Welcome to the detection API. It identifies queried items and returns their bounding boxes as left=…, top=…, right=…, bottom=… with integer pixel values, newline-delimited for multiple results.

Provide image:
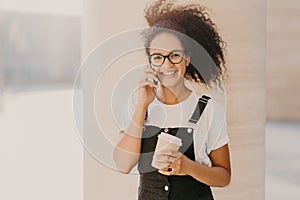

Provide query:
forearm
left=113, top=133, right=141, bottom=173
left=113, top=103, right=148, bottom=173
left=185, top=159, right=231, bottom=187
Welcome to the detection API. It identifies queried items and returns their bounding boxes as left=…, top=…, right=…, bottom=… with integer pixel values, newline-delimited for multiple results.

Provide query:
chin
left=160, top=79, right=183, bottom=89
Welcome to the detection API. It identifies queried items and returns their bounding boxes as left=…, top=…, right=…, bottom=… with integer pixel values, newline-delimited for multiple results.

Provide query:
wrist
left=182, top=157, right=194, bottom=176
left=136, top=101, right=149, bottom=110
left=126, top=123, right=143, bottom=138
left=125, top=103, right=148, bottom=138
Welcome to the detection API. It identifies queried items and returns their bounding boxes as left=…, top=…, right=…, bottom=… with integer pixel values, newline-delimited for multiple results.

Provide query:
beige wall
left=266, top=0, right=300, bottom=121
left=82, top=0, right=265, bottom=199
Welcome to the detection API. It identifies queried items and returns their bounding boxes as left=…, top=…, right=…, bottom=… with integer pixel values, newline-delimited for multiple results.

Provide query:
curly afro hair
left=143, top=0, right=227, bottom=89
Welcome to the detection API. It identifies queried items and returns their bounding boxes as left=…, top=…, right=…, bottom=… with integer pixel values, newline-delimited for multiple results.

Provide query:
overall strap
left=188, top=95, right=211, bottom=124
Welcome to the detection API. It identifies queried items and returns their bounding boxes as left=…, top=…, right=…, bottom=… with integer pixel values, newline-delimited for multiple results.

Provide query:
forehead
left=149, top=32, right=184, bottom=54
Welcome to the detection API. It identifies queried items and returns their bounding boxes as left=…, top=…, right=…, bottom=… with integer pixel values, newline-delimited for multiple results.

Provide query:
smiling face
left=148, top=32, right=190, bottom=89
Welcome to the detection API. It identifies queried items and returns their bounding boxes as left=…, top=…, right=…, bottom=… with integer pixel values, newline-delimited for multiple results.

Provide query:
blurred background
left=0, top=0, right=299, bottom=199
left=0, top=0, right=83, bottom=200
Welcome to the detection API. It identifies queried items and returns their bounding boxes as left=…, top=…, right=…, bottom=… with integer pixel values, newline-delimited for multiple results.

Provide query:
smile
left=160, top=70, right=177, bottom=76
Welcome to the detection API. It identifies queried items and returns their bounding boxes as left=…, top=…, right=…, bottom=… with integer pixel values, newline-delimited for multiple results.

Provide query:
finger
left=145, top=67, right=158, bottom=75
left=157, top=149, right=178, bottom=155
left=155, top=150, right=181, bottom=159
left=158, top=163, right=180, bottom=176
left=152, top=160, right=171, bottom=169
left=140, top=81, right=158, bottom=89
left=153, top=155, right=177, bottom=163
left=153, top=156, right=177, bottom=166
left=158, top=168, right=173, bottom=176
left=144, top=72, right=159, bottom=83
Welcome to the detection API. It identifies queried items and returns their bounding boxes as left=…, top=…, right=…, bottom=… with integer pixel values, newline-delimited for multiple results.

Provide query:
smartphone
left=148, top=63, right=160, bottom=86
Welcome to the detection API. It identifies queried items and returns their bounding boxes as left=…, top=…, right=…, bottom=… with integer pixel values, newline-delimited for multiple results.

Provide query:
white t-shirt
left=120, top=90, right=230, bottom=167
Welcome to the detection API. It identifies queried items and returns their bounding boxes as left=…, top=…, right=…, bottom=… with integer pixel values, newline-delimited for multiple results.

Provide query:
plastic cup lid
left=158, top=132, right=182, bottom=146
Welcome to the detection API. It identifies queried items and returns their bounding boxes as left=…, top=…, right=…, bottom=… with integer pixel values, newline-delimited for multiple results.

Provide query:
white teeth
left=161, top=71, right=176, bottom=76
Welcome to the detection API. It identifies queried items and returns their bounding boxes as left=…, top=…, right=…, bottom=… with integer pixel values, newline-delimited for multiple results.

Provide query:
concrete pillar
left=82, top=0, right=265, bottom=199
left=197, top=1, right=266, bottom=199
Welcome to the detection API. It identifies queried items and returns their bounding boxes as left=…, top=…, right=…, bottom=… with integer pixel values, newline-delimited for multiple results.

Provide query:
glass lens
left=150, top=54, right=164, bottom=66
left=169, top=51, right=184, bottom=64
left=149, top=50, right=184, bottom=67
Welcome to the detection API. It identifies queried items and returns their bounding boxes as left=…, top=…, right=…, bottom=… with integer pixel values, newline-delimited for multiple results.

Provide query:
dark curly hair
left=143, top=0, right=227, bottom=89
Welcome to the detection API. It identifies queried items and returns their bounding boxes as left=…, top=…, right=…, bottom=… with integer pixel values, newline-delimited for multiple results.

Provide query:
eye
left=170, top=51, right=183, bottom=59
left=170, top=53, right=180, bottom=58
left=152, top=55, right=163, bottom=60
left=169, top=51, right=183, bottom=60
left=152, top=55, right=163, bottom=61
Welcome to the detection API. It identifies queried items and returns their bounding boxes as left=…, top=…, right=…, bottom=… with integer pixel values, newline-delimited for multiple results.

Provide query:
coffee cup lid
left=158, top=132, right=182, bottom=146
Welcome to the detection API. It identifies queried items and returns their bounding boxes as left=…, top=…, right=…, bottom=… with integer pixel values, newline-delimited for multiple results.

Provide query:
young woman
left=114, top=1, right=231, bottom=199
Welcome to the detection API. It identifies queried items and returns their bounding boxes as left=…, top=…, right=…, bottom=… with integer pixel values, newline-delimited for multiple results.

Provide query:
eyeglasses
left=148, top=50, right=185, bottom=67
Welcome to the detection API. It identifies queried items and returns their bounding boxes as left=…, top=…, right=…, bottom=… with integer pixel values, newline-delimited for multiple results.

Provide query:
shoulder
left=193, top=91, right=225, bottom=113
left=193, top=91, right=226, bottom=128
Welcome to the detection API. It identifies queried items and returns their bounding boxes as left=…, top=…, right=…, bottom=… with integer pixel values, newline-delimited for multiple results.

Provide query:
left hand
left=154, top=150, right=191, bottom=176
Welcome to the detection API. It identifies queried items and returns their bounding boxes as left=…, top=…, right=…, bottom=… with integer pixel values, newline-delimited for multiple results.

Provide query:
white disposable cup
left=151, top=132, right=182, bottom=169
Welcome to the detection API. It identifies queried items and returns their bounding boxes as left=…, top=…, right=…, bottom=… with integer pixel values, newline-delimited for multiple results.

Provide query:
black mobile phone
left=148, top=62, right=160, bottom=86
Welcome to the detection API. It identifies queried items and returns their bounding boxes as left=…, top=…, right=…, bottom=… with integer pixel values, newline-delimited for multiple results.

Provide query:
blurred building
left=267, top=1, right=300, bottom=121
left=0, top=10, right=80, bottom=91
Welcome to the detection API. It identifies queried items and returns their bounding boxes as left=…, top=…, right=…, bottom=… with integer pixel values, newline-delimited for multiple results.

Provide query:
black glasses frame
left=148, top=50, right=185, bottom=67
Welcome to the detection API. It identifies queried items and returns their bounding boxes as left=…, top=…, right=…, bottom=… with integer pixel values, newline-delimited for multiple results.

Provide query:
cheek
left=154, top=67, right=160, bottom=74
left=179, top=65, right=187, bottom=75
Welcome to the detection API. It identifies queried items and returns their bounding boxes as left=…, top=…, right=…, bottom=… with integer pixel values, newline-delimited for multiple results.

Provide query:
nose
left=162, top=57, right=174, bottom=67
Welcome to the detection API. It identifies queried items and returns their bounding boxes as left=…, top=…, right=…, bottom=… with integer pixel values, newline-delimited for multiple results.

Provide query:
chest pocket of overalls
left=138, top=126, right=195, bottom=173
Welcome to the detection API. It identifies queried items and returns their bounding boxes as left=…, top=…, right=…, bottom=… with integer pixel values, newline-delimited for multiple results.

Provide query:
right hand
left=137, top=66, right=159, bottom=107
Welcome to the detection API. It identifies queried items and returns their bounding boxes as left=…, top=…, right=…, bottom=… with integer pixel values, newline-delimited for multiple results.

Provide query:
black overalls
left=138, top=95, right=214, bottom=200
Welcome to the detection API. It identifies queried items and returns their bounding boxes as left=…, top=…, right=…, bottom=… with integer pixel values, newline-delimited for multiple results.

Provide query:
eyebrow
left=149, top=49, right=184, bottom=55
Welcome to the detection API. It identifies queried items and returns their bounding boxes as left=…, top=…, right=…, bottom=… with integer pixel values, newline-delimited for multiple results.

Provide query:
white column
left=198, top=0, right=266, bottom=199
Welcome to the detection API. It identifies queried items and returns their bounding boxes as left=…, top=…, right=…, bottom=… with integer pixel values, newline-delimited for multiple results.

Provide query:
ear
left=185, top=56, right=191, bottom=67
left=185, top=52, right=191, bottom=66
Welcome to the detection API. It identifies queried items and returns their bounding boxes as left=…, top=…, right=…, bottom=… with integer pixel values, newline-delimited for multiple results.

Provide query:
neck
left=156, top=83, right=192, bottom=105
